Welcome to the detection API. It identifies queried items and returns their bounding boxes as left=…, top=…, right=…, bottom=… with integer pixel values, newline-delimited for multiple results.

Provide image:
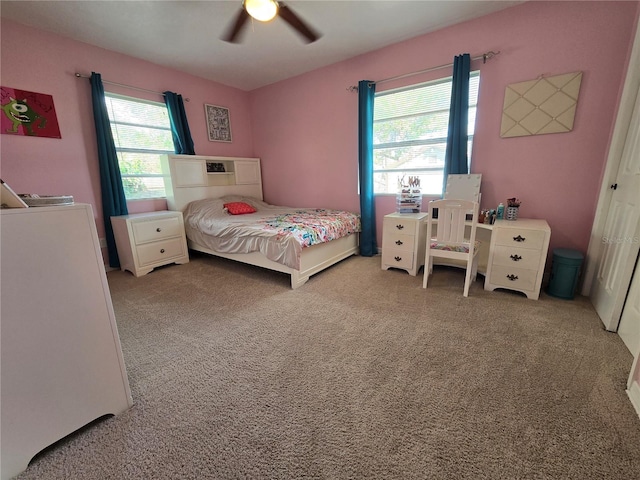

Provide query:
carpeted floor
left=16, top=253, right=640, bottom=479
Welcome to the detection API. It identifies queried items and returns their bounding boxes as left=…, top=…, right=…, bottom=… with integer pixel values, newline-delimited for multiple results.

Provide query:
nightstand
left=111, top=211, right=189, bottom=277
left=484, top=219, right=551, bottom=300
left=381, top=212, right=428, bottom=276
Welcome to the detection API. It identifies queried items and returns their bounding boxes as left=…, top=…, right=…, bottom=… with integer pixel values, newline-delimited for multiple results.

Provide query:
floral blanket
left=262, top=209, right=361, bottom=247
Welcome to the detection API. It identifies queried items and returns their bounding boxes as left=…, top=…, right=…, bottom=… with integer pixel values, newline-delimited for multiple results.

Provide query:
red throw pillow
left=224, top=202, right=257, bottom=215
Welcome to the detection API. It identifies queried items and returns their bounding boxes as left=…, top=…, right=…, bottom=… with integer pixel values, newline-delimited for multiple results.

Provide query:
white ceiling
left=0, top=1, right=522, bottom=91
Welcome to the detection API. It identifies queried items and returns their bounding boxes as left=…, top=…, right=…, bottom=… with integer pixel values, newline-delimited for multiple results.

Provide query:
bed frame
left=161, top=154, right=359, bottom=288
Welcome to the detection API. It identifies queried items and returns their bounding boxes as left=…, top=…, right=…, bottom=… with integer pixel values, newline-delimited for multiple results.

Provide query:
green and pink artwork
left=1, top=86, right=61, bottom=138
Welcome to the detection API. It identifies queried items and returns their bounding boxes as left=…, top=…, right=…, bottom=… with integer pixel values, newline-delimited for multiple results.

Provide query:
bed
left=161, top=154, right=361, bottom=288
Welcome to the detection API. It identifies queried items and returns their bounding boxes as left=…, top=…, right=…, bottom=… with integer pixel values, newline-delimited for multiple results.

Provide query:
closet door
left=589, top=84, right=640, bottom=331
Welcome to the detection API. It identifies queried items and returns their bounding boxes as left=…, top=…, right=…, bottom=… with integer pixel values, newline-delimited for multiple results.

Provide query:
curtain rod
left=74, top=73, right=190, bottom=102
left=346, top=50, right=500, bottom=92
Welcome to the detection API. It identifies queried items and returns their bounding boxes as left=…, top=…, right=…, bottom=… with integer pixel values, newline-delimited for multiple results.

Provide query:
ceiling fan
left=222, top=0, right=321, bottom=44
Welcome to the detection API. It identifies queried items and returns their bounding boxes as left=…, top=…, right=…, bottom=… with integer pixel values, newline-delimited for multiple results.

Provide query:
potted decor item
left=506, top=197, right=521, bottom=220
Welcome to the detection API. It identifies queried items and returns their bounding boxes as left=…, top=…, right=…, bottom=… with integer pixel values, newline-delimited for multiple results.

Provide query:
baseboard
left=627, top=380, right=640, bottom=419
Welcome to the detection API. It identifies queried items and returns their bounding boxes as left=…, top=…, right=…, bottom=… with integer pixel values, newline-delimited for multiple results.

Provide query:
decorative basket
left=505, top=206, right=519, bottom=221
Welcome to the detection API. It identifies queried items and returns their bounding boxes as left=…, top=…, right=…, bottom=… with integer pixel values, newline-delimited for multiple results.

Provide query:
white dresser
left=381, top=212, right=428, bottom=276
left=484, top=219, right=551, bottom=300
left=111, top=210, right=189, bottom=277
left=0, top=204, right=133, bottom=480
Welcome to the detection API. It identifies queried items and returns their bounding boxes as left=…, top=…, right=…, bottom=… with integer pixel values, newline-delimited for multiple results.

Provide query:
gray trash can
left=547, top=248, right=584, bottom=299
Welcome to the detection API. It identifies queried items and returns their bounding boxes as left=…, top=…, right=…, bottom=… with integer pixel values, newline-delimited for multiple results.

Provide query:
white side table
left=381, top=212, right=428, bottom=276
left=111, top=210, right=189, bottom=277
left=484, top=219, right=551, bottom=300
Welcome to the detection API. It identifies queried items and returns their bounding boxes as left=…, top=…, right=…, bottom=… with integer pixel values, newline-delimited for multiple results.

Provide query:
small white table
left=111, top=210, right=189, bottom=277
left=484, top=219, right=551, bottom=300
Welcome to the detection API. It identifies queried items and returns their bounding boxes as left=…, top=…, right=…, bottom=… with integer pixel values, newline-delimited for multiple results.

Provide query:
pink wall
left=250, top=1, right=640, bottom=258
left=0, top=19, right=254, bottom=256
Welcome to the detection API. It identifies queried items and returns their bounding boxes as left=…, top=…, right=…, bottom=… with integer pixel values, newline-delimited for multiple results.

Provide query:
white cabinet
left=111, top=210, right=189, bottom=277
left=381, top=212, right=428, bottom=276
left=0, top=204, right=133, bottom=480
left=484, top=219, right=551, bottom=300
left=173, top=158, right=208, bottom=187
left=234, top=159, right=261, bottom=185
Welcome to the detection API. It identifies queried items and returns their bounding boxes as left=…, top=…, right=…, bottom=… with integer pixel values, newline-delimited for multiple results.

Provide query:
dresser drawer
left=494, top=228, right=546, bottom=250
left=383, top=232, right=415, bottom=252
left=132, top=216, right=183, bottom=244
left=382, top=250, right=415, bottom=270
left=383, top=216, right=418, bottom=235
left=489, top=265, right=538, bottom=292
left=136, top=237, right=187, bottom=266
left=491, top=245, right=541, bottom=270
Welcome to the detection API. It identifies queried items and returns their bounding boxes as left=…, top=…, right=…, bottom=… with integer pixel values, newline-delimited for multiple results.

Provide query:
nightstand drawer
left=136, top=238, right=187, bottom=266
left=491, top=245, right=541, bottom=270
left=494, top=228, right=546, bottom=250
left=132, top=216, right=183, bottom=244
left=489, top=265, right=538, bottom=291
left=383, top=233, right=415, bottom=252
left=382, top=250, right=415, bottom=270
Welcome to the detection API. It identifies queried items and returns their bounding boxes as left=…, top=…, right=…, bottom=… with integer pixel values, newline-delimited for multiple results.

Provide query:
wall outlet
left=99, top=237, right=107, bottom=248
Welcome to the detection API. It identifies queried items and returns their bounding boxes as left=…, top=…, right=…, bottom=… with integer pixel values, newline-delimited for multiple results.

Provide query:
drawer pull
left=394, top=256, right=402, bottom=262
left=513, top=235, right=526, bottom=242
left=396, top=224, right=404, bottom=230
left=160, top=248, right=165, bottom=254
left=506, top=274, right=519, bottom=281
left=156, top=227, right=162, bottom=232
left=510, top=254, right=522, bottom=261
left=395, top=240, right=403, bottom=245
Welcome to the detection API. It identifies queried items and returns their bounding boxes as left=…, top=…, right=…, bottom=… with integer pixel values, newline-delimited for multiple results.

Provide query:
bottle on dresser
left=496, top=203, right=505, bottom=220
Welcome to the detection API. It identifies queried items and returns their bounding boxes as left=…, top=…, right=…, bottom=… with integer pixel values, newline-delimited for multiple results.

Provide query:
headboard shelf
left=161, top=154, right=263, bottom=211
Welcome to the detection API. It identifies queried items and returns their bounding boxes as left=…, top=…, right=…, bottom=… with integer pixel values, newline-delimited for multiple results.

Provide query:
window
left=105, top=94, right=174, bottom=200
left=373, top=72, right=480, bottom=195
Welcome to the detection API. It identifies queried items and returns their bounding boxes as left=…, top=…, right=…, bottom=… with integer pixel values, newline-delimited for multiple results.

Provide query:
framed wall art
left=1, top=86, right=61, bottom=138
left=204, top=104, right=232, bottom=143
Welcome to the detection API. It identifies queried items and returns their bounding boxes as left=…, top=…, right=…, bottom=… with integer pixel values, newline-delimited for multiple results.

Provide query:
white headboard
left=161, top=154, right=263, bottom=211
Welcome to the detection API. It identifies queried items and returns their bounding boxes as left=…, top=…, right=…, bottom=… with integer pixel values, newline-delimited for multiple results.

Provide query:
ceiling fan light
left=245, top=0, right=278, bottom=22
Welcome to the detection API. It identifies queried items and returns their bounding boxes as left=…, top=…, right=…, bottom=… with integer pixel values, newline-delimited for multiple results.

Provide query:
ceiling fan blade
left=278, top=2, right=321, bottom=44
left=222, top=7, right=249, bottom=43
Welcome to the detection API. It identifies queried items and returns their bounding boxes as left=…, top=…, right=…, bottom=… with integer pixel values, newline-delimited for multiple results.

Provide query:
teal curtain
left=358, top=80, right=377, bottom=257
left=443, top=53, right=471, bottom=192
left=164, top=91, right=195, bottom=155
left=90, top=72, right=128, bottom=268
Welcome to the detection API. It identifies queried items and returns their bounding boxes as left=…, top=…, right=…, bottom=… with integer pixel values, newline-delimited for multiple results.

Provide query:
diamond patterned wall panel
left=500, top=71, right=583, bottom=138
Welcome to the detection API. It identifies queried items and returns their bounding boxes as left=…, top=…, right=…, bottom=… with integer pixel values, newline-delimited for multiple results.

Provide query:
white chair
left=422, top=199, right=480, bottom=297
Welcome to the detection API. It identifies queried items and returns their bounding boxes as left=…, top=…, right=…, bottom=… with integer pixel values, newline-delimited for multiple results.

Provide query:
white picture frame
left=204, top=104, right=232, bottom=143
